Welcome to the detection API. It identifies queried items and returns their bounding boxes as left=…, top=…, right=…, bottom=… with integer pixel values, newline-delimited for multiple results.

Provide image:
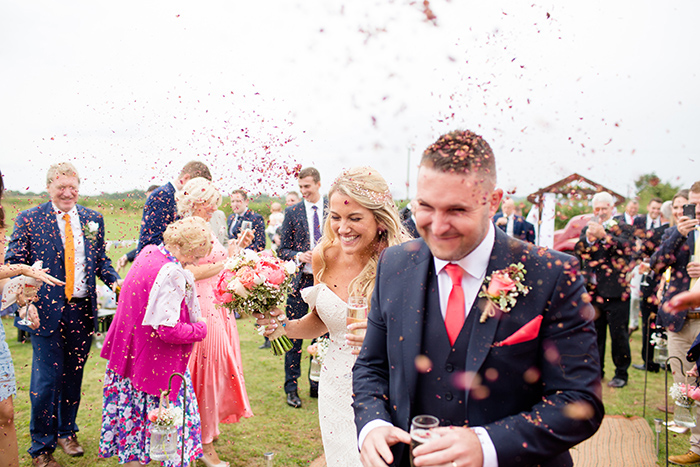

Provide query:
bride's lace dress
left=302, top=284, right=362, bottom=467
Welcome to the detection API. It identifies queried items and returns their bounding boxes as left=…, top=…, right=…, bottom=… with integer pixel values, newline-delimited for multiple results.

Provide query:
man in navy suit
left=652, top=183, right=700, bottom=465
left=633, top=197, right=663, bottom=237
left=613, top=199, right=639, bottom=226
left=353, top=131, right=603, bottom=467
left=5, top=163, right=121, bottom=467
left=492, top=197, right=536, bottom=243
left=278, top=167, right=326, bottom=408
left=136, top=161, right=211, bottom=254
left=227, top=189, right=266, bottom=252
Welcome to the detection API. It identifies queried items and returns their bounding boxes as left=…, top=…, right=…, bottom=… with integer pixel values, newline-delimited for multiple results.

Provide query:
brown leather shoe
left=669, top=450, right=700, bottom=465
left=57, top=436, right=84, bottom=457
left=32, top=452, right=62, bottom=467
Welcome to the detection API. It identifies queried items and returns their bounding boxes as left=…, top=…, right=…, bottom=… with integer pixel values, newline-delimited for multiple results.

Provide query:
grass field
left=1, top=195, right=693, bottom=466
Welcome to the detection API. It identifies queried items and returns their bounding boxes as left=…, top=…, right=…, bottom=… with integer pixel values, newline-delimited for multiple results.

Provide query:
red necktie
left=444, top=263, right=465, bottom=346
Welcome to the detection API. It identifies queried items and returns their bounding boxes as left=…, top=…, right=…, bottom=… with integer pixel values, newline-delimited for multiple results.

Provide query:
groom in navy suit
left=353, top=131, right=603, bottom=467
left=5, top=162, right=121, bottom=467
left=278, top=167, right=327, bottom=408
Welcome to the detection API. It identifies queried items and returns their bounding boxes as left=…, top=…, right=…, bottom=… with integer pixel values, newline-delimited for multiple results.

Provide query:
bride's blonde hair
left=316, top=167, right=409, bottom=302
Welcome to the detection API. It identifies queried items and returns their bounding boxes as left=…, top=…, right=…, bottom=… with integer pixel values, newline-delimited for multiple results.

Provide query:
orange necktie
left=691, top=228, right=699, bottom=289
left=444, top=263, right=466, bottom=346
left=63, top=213, right=75, bottom=301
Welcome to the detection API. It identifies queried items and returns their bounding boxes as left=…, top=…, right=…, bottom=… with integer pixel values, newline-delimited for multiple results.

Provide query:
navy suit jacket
left=226, top=209, right=266, bottom=252
left=278, top=200, right=327, bottom=289
left=652, top=226, right=696, bottom=331
left=353, top=229, right=603, bottom=467
left=5, top=202, right=120, bottom=336
left=137, top=182, right=176, bottom=254
left=492, top=213, right=536, bottom=243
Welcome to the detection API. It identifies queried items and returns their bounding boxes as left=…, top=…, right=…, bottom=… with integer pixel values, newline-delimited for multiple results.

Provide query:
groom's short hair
left=421, top=130, right=497, bottom=184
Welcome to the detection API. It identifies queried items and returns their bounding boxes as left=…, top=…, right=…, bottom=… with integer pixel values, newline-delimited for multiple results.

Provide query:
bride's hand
left=345, top=321, right=367, bottom=355
left=253, top=307, right=285, bottom=335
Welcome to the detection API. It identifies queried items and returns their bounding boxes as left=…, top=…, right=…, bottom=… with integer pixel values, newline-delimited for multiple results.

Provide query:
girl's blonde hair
left=316, top=167, right=409, bottom=302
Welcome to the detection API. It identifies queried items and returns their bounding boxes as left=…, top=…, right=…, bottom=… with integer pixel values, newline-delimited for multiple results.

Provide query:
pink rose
left=236, top=266, right=258, bottom=290
left=214, top=274, right=234, bottom=304
left=255, top=260, right=286, bottom=286
left=147, top=409, right=159, bottom=423
left=487, top=272, right=516, bottom=298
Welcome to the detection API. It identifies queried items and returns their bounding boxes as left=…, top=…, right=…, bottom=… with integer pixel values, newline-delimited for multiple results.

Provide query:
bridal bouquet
left=214, top=249, right=296, bottom=355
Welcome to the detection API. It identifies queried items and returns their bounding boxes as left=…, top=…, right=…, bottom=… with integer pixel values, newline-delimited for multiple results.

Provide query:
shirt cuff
left=358, top=419, right=394, bottom=451
left=473, top=427, right=498, bottom=467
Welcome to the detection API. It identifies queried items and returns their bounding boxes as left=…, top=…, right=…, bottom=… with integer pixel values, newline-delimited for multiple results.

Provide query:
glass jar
left=309, top=357, right=321, bottom=382
left=654, top=342, right=668, bottom=365
left=674, top=400, right=697, bottom=428
left=150, top=424, right=178, bottom=461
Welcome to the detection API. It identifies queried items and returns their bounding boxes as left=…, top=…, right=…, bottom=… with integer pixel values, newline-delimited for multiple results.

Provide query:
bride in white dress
left=257, top=167, right=408, bottom=467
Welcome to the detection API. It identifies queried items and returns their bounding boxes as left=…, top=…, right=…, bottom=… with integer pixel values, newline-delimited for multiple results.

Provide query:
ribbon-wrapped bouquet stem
left=214, top=249, right=297, bottom=355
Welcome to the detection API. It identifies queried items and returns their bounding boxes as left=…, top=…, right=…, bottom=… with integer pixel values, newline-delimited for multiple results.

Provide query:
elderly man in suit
left=227, top=189, right=266, bottom=252
left=353, top=130, right=603, bottom=467
left=492, top=197, right=536, bottom=243
left=575, top=192, right=634, bottom=389
left=136, top=161, right=211, bottom=254
left=278, top=167, right=326, bottom=408
left=652, top=182, right=700, bottom=466
left=5, top=163, right=121, bottom=467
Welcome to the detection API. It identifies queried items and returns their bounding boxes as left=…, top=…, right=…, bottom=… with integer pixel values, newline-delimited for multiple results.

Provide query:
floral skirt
left=99, top=368, right=203, bottom=466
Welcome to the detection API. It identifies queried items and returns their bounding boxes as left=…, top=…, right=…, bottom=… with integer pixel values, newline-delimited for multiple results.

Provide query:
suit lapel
left=43, top=203, right=64, bottom=257
left=401, top=241, right=432, bottom=406
left=298, top=203, right=311, bottom=249
left=464, top=230, right=513, bottom=405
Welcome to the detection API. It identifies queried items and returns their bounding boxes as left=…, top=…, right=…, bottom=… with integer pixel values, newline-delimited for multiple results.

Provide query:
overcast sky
left=1, top=0, right=698, bottom=200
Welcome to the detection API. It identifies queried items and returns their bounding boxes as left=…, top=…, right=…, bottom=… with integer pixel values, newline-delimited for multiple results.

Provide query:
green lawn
left=4, top=315, right=323, bottom=467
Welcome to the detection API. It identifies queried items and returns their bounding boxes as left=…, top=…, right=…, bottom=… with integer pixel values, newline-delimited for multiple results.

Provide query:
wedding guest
left=176, top=178, right=253, bottom=467
left=399, top=199, right=419, bottom=239
left=575, top=192, right=634, bottom=388
left=5, top=162, right=121, bottom=467
left=116, top=184, right=159, bottom=271
left=257, top=166, right=409, bottom=467
left=278, top=167, right=326, bottom=407
left=613, top=199, right=639, bottom=225
left=651, top=182, right=700, bottom=466
left=266, top=201, right=285, bottom=245
left=285, top=191, right=301, bottom=207
left=227, top=190, right=266, bottom=252
left=354, top=130, right=602, bottom=467
left=633, top=197, right=664, bottom=234
left=492, top=197, right=536, bottom=243
left=99, top=217, right=210, bottom=467
left=136, top=161, right=212, bottom=255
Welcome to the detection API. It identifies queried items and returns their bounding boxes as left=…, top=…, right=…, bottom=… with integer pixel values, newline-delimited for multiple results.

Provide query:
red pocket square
left=493, top=315, right=543, bottom=347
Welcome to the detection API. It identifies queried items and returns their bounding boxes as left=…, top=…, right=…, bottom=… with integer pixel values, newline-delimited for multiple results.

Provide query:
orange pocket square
left=493, top=315, right=543, bottom=347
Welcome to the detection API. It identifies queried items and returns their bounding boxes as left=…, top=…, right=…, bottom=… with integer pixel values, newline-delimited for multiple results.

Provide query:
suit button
left=445, top=364, right=454, bottom=372
left=445, top=392, right=453, bottom=401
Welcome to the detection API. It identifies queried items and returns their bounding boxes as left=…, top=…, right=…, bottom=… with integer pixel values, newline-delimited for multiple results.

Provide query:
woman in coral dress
left=176, top=178, right=253, bottom=467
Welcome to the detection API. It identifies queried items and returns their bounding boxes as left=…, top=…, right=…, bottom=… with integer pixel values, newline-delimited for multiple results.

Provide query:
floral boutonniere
left=478, top=262, right=530, bottom=323
left=82, top=221, right=99, bottom=242
left=602, top=218, right=618, bottom=231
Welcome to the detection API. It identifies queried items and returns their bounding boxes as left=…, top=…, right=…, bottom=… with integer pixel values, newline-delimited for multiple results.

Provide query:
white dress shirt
left=53, top=204, right=88, bottom=298
left=301, top=198, right=324, bottom=274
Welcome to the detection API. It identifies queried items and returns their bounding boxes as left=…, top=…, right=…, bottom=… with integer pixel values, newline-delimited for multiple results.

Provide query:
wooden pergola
left=527, top=173, right=626, bottom=207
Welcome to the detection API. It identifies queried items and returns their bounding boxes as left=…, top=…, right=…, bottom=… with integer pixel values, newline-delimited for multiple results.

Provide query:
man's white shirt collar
left=434, top=221, right=495, bottom=281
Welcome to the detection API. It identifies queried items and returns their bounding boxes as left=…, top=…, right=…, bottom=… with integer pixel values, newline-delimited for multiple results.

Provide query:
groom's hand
left=412, top=427, right=483, bottom=467
left=361, top=426, right=410, bottom=467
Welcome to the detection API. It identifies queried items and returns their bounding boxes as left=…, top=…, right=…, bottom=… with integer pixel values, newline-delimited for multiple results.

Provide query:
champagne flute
left=409, top=414, right=439, bottom=467
left=346, top=296, right=368, bottom=338
left=17, top=283, right=38, bottom=327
